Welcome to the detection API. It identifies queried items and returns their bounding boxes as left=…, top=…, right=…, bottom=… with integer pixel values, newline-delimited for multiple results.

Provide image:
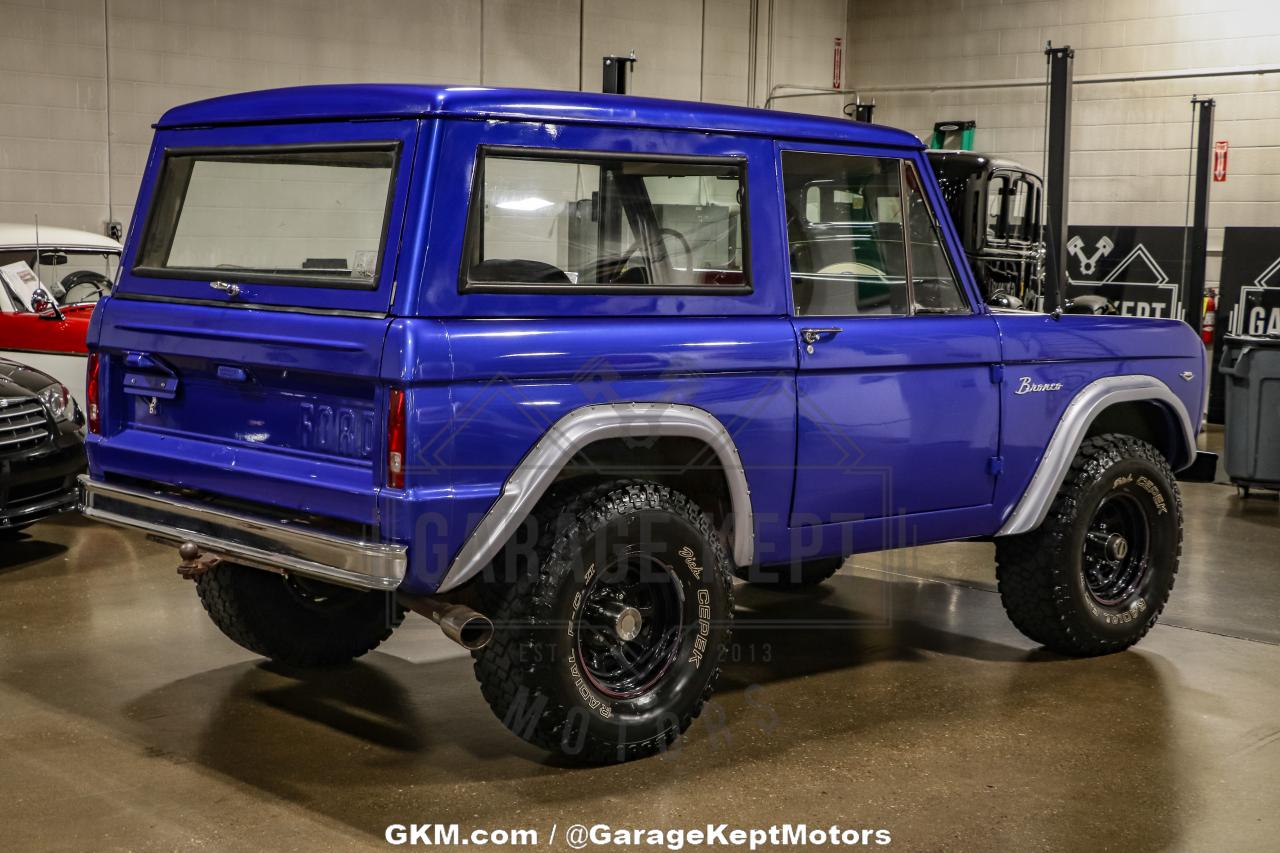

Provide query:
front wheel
left=472, top=481, right=734, bottom=763
left=996, top=434, right=1183, bottom=656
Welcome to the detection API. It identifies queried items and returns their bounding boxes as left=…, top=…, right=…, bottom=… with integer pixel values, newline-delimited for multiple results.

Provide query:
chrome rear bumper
left=78, top=475, right=406, bottom=590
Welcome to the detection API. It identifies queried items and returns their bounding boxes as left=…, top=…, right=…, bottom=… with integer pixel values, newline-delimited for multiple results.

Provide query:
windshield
left=135, top=145, right=398, bottom=288
left=0, top=249, right=118, bottom=309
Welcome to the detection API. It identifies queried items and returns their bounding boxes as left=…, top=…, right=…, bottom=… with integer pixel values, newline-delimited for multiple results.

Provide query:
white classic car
left=0, top=224, right=122, bottom=414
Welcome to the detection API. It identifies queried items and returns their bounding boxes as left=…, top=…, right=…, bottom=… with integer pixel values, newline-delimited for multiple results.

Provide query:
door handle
left=800, top=327, right=842, bottom=353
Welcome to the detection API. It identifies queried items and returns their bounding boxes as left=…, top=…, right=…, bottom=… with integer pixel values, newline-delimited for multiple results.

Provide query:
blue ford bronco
left=80, top=85, right=1212, bottom=763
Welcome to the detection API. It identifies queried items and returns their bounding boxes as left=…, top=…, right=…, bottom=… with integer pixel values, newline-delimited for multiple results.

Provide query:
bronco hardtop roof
left=155, top=84, right=924, bottom=149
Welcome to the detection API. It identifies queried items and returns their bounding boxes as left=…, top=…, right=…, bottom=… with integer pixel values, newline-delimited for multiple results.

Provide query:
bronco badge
left=1015, top=377, right=1064, bottom=395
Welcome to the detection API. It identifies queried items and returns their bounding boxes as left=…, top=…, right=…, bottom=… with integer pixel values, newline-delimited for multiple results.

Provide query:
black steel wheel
left=996, top=434, right=1182, bottom=656
left=1082, top=492, right=1152, bottom=607
left=575, top=555, right=684, bottom=698
left=473, top=481, right=734, bottom=764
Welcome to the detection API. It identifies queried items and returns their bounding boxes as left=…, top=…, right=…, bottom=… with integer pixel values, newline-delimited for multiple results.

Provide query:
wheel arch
left=435, top=403, right=754, bottom=592
left=998, top=375, right=1195, bottom=537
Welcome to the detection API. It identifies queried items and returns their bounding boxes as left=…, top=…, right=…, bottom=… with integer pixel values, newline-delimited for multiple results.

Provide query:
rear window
left=135, top=144, right=398, bottom=288
left=462, top=148, right=748, bottom=292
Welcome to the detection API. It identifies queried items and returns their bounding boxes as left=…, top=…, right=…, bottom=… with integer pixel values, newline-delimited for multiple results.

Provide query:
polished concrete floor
left=2, top=479, right=1278, bottom=852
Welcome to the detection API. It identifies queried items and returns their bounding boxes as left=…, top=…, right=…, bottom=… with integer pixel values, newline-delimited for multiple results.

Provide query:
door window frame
left=780, top=144, right=975, bottom=318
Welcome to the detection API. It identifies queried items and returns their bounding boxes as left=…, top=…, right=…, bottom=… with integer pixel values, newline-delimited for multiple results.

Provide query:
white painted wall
left=845, top=0, right=1280, bottom=291
left=0, top=0, right=850, bottom=240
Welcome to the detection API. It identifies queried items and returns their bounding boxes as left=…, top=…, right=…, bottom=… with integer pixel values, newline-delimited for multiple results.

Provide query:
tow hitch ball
left=176, top=542, right=221, bottom=580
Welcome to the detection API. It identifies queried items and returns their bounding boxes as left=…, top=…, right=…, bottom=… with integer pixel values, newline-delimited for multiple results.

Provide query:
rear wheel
left=472, top=481, right=733, bottom=763
left=996, top=434, right=1182, bottom=656
left=196, top=563, right=402, bottom=667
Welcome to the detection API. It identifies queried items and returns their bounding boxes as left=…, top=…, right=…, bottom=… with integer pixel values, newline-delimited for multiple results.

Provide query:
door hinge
left=988, top=455, right=1004, bottom=476
left=990, top=363, right=1004, bottom=384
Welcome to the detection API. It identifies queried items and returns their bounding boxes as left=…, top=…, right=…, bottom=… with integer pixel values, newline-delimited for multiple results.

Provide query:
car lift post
left=600, top=54, right=637, bottom=258
left=1043, top=44, right=1074, bottom=314
left=603, top=53, right=637, bottom=95
left=1183, top=97, right=1215, bottom=331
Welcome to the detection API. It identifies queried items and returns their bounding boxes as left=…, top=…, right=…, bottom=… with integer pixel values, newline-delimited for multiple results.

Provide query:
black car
left=927, top=149, right=1046, bottom=309
left=0, top=358, right=85, bottom=537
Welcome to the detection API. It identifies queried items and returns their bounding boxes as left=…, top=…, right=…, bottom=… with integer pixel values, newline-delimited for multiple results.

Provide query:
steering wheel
left=59, top=270, right=111, bottom=305
left=816, top=261, right=886, bottom=278
left=616, top=228, right=694, bottom=282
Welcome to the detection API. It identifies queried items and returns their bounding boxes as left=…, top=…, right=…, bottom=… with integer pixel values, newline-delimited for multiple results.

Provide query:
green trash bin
left=1219, top=334, right=1280, bottom=491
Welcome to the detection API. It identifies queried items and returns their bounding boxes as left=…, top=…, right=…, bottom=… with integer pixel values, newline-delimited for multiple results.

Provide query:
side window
left=463, top=150, right=747, bottom=291
left=986, top=175, right=1008, bottom=240
left=1006, top=178, right=1031, bottom=242
left=904, top=163, right=968, bottom=314
left=782, top=151, right=910, bottom=316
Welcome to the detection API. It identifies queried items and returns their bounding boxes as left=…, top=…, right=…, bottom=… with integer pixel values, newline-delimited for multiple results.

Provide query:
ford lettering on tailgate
left=299, top=402, right=376, bottom=459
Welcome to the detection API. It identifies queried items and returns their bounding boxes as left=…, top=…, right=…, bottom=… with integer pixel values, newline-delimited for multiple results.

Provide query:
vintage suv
left=81, top=85, right=1212, bottom=763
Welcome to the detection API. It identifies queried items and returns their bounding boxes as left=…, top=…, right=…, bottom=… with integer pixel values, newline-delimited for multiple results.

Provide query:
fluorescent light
left=496, top=197, right=555, bottom=212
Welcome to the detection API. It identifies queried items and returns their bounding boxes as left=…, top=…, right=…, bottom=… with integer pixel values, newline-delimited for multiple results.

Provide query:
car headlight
left=37, top=383, right=73, bottom=423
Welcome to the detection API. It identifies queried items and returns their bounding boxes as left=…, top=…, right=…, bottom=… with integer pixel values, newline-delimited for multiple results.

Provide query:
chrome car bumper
left=78, top=475, right=406, bottom=591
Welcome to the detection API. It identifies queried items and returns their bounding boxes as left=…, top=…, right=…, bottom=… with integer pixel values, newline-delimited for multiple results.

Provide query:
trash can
left=1219, top=334, right=1280, bottom=491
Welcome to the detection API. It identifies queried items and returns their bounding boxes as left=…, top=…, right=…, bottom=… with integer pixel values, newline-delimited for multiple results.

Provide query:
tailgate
left=89, top=299, right=392, bottom=524
left=87, top=119, right=423, bottom=526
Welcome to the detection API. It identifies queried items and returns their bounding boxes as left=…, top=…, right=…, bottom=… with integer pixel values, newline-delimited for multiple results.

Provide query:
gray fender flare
left=435, top=403, right=754, bottom=592
left=997, top=375, right=1196, bottom=537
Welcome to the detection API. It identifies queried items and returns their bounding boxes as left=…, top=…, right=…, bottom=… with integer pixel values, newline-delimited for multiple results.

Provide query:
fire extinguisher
left=1201, top=291, right=1216, bottom=345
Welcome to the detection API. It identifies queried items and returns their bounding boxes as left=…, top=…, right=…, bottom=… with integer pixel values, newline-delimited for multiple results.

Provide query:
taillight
left=86, top=352, right=101, bottom=434
left=387, top=387, right=406, bottom=489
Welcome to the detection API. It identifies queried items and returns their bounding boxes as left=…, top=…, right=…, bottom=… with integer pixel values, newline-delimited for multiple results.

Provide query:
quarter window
left=463, top=150, right=747, bottom=291
left=904, top=163, right=968, bottom=313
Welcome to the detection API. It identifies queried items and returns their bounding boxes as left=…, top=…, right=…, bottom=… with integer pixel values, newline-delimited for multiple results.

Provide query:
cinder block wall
left=846, top=0, right=1280, bottom=292
left=0, top=0, right=850, bottom=239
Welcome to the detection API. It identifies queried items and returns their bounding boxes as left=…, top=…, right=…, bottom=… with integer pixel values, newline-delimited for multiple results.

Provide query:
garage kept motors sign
left=1207, top=226, right=1280, bottom=422
left=1064, top=225, right=1189, bottom=319
left=1220, top=227, right=1280, bottom=337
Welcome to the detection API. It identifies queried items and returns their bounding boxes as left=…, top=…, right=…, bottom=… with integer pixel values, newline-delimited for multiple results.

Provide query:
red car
left=0, top=224, right=121, bottom=413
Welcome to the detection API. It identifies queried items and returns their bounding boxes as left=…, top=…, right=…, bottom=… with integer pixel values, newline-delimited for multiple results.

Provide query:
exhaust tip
left=453, top=615, right=495, bottom=651
left=400, top=595, right=494, bottom=650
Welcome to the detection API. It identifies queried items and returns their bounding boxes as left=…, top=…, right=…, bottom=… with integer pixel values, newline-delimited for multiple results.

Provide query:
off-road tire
left=195, top=562, right=402, bottom=667
left=472, top=481, right=734, bottom=763
left=733, top=556, right=845, bottom=588
left=996, top=434, right=1183, bottom=656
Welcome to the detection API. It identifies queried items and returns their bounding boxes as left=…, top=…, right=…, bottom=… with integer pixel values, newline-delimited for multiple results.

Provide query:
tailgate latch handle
left=210, top=280, right=241, bottom=298
left=216, top=365, right=250, bottom=383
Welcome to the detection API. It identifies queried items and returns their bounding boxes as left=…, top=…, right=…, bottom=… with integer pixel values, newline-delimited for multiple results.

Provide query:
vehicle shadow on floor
left=0, top=567, right=1187, bottom=851
left=0, top=533, right=67, bottom=575
left=88, top=572, right=1185, bottom=850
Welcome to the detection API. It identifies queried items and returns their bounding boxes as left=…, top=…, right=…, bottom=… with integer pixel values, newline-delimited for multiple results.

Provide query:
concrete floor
left=2, top=480, right=1278, bottom=852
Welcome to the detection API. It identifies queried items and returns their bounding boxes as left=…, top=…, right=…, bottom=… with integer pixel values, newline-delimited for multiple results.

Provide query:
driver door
left=783, top=147, right=1001, bottom=526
